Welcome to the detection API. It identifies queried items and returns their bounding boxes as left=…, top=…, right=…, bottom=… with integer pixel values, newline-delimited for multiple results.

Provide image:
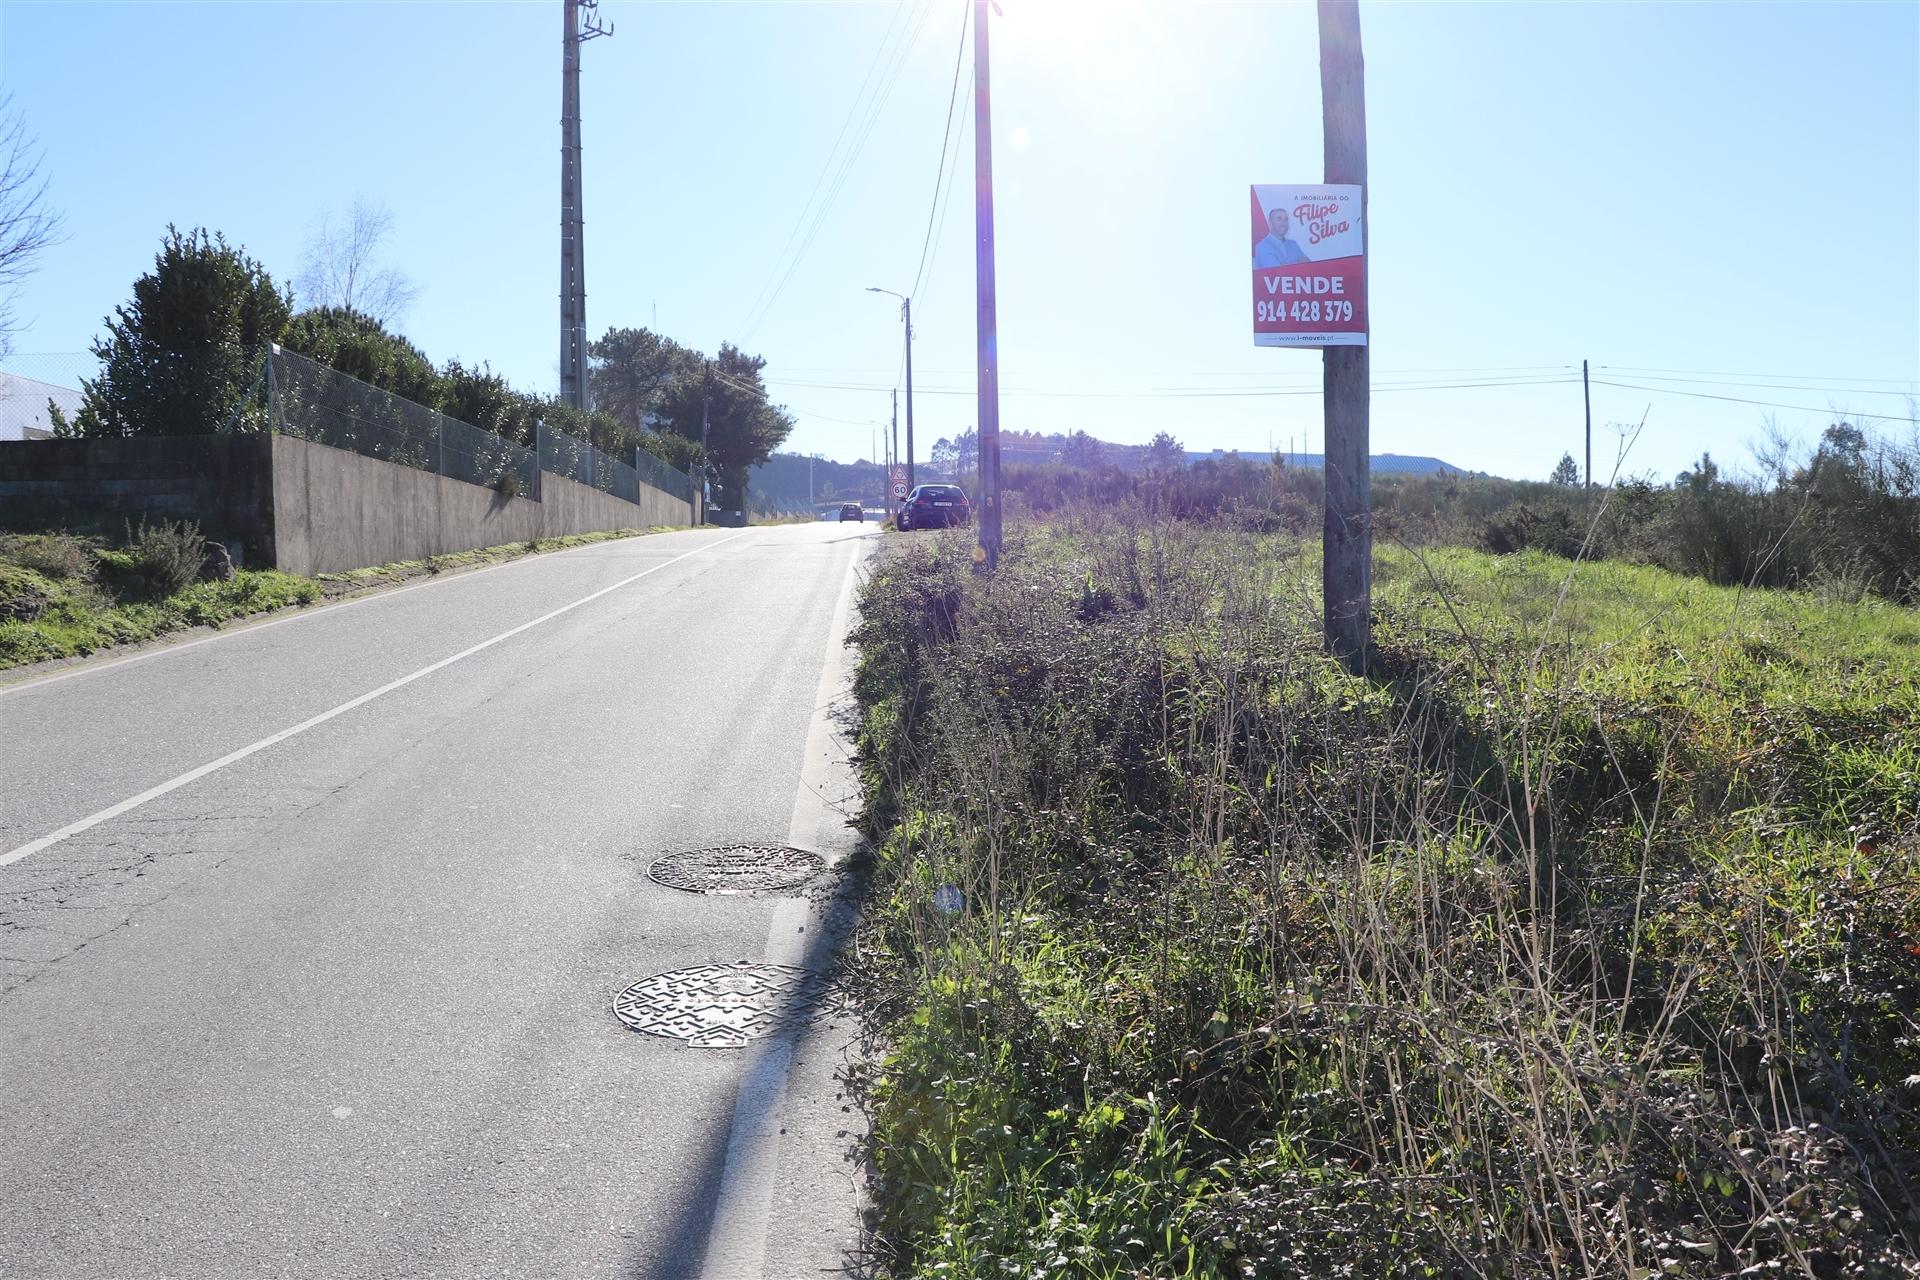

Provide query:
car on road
left=897, top=484, right=971, bottom=531
left=839, top=502, right=863, bottom=522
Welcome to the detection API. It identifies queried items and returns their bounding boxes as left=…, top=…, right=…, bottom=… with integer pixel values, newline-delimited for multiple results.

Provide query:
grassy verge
left=311, top=527, right=677, bottom=597
left=0, top=526, right=673, bottom=671
left=849, top=511, right=1920, bottom=1278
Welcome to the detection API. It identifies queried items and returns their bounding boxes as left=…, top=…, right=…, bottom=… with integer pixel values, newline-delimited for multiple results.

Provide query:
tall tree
left=1548, top=452, right=1580, bottom=486
left=68, top=226, right=290, bottom=437
left=0, top=96, right=62, bottom=358
left=589, top=326, right=700, bottom=431
left=1146, top=430, right=1186, bottom=473
left=294, top=199, right=419, bottom=324
left=1062, top=429, right=1104, bottom=468
left=695, top=343, right=795, bottom=508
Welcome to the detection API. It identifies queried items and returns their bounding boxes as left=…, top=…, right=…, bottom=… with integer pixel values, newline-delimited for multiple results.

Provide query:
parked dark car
left=897, top=484, right=971, bottom=531
left=839, top=501, right=863, bottom=522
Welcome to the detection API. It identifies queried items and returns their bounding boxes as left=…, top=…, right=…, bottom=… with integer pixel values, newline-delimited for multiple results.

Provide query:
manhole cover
left=613, top=961, right=837, bottom=1049
left=647, top=844, right=824, bottom=894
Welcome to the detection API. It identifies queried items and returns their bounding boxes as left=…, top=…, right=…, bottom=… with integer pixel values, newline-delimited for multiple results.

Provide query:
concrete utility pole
left=1318, top=0, right=1369, bottom=672
left=867, top=289, right=917, bottom=492
left=560, top=0, right=611, bottom=412
left=973, top=0, right=1003, bottom=570
left=1583, top=358, right=1592, bottom=489
left=903, top=296, right=917, bottom=493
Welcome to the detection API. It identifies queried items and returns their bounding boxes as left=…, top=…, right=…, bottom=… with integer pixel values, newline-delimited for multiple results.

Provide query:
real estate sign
left=1250, top=184, right=1366, bottom=347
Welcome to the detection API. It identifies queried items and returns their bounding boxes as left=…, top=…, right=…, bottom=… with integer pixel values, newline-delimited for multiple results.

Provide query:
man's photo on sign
left=1253, top=206, right=1310, bottom=267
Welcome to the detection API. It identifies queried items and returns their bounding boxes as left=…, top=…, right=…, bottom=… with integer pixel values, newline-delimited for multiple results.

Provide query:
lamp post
left=866, top=287, right=914, bottom=493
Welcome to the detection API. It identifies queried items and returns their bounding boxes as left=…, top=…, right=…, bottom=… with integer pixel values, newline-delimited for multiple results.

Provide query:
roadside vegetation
left=913, top=417, right=1920, bottom=608
left=41, top=226, right=794, bottom=510
left=0, top=523, right=318, bottom=668
left=0, top=524, right=671, bottom=671
left=311, top=526, right=675, bottom=596
left=850, top=506, right=1920, bottom=1278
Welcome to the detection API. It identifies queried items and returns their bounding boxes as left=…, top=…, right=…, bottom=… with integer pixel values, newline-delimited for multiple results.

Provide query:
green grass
left=0, top=556, right=321, bottom=668
left=313, top=526, right=676, bottom=593
left=850, top=516, right=1920, bottom=1278
left=0, top=525, right=676, bottom=671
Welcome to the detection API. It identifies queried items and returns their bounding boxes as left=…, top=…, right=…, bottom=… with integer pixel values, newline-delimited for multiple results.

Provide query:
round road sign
left=891, top=480, right=908, bottom=499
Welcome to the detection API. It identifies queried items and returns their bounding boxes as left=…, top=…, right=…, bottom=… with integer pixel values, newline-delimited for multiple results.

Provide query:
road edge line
left=0, top=526, right=721, bottom=700
left=698, top=534, right=869, bottom=1280
left=0, top=531, right=755, bottom=870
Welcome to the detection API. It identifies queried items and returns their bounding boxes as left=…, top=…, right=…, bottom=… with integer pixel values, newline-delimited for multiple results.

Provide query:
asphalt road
left=0, top=522, right=876, bottom=1280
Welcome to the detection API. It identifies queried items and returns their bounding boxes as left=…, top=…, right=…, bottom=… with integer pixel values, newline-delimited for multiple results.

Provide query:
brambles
left=851, top=513, right=1920, bottom=1278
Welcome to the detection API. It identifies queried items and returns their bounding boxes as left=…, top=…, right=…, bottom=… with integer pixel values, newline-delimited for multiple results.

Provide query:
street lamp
left=866, top=287, right=914, bottom=496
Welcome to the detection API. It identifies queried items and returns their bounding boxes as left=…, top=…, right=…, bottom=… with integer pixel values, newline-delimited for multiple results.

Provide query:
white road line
left=0, top=531, right=755, bottom=870
left=0, top=527, right=726, bottom=699
left=699, top=535, right=868, bottom=1280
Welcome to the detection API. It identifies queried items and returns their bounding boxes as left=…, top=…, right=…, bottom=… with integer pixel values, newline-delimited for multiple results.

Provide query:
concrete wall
left=0, top=435, right=277, bottom=564
left=269, top=434, right=692, bottom=577
left=0, top=433, right=693, bottom=577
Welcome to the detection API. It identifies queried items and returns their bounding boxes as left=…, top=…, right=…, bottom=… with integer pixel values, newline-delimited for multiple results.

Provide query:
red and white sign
left=1250, top=184, right=1366, bottom=348
left=889, top=466, right=908, bottom=501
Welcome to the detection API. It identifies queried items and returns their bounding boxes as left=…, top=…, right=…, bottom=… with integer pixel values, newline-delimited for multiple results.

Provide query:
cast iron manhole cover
left=646, top=844, right=824, bottom=895
left=613, top=961, right=837, bottom=1049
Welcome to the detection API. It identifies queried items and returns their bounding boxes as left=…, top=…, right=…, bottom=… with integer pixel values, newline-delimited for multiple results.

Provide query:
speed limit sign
left=891, top=480, right=908, bottom=500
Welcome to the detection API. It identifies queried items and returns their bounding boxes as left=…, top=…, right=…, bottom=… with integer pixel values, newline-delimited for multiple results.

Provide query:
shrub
left=124, top=518, right=206, bottom=599
left=69, top=226, right=290, bottom=438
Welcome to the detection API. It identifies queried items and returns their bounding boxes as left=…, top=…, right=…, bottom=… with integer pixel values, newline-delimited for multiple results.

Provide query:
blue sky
left=1, top=0, right=1914, bottom=480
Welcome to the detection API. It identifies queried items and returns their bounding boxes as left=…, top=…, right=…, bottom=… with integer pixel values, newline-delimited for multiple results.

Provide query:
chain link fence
left=268, top=346, right=539, bottom=497
left=265, top=347, right=695, bottom=511
left=0, top=353, right=94, bottom=440
left=631, top=446, right=696, bottom=506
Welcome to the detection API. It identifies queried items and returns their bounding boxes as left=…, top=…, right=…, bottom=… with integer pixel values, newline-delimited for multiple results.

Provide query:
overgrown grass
left=0, top=531, right=322, bottom=669
left=849, top=509, right=1920, bottom=1279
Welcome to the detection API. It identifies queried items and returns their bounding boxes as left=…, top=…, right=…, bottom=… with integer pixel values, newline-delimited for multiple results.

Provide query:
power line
left=733, top=1, right=906, bottom=335
left=1600, top=364, right=1918, bottom=386
left=762, top=374, right=1581, bottom=399
left=917, top=62, right=973, bottom=311
left=738, top=1, right=935, bottom=342
left=1594, top=370, right=1917, bottom=397
left=1590, top=380, right=1919, bottom=423
left=760, top=362, right=1574, bottom=379
left=910, top=1, right=970, bottom=300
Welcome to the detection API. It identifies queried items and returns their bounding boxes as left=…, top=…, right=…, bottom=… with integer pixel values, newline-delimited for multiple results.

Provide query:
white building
left=0, top=369, right=83, bottom=440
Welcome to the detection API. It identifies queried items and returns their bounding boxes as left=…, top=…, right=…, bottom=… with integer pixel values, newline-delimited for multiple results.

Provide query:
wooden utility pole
left=973, top=0, right=1003, bottom=570
left=559, top=0, right=610, bottom=412
left=1318, top=0, right=1369, bottom=671
left=1583, top=358, right=1592, bottom=488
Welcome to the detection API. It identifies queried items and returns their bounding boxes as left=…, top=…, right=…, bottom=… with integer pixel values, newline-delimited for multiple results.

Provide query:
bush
left=68, top=226, right=290, bottom=438
left=124, top=518, right=206, bottom=599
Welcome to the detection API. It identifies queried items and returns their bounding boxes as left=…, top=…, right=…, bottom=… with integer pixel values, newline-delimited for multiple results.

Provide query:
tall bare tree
left=293, top=198, right=419, bottom=324
left=0, top=96, right=63, bottom=358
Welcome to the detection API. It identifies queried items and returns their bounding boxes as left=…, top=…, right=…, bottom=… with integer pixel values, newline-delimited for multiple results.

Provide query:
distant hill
left=748, top=438, right=1472, bottom=512
left=1200, top=449, right=1469, bottom=476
